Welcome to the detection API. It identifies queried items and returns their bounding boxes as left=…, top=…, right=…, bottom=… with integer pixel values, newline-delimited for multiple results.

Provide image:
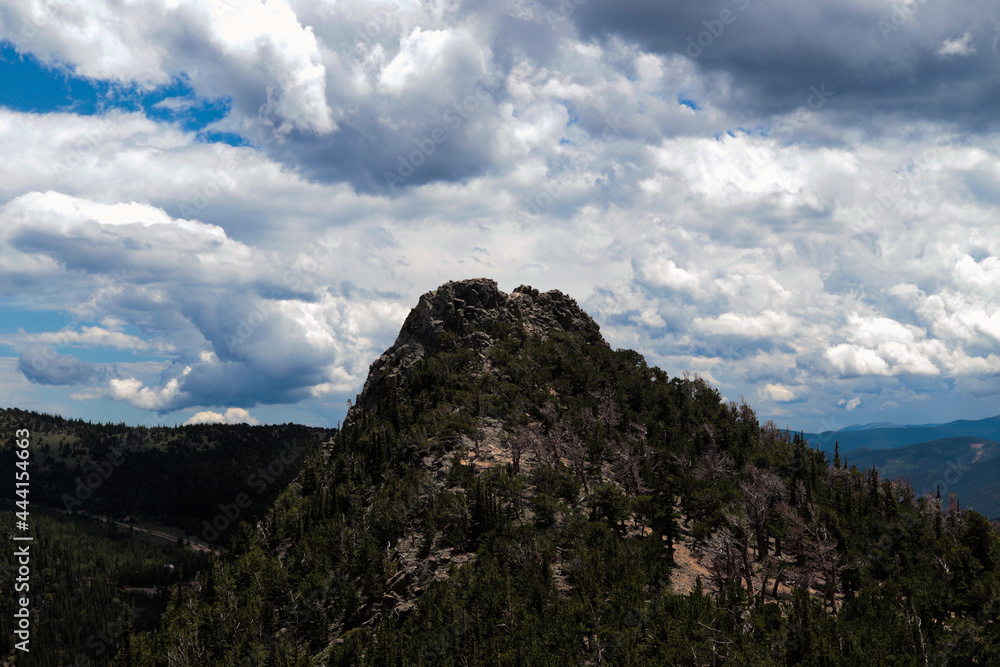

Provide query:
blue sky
left=0, top=43, right=240, bottom=138
left=1, top=0, right=999, bottom=430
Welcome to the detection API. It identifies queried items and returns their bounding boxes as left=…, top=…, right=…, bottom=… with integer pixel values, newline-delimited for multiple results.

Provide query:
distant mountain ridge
left=802, top=414, right=1000, bottom=453
left=838, top=421, right=905, bottom=432
left=847, top=436, right=1000, bottom=479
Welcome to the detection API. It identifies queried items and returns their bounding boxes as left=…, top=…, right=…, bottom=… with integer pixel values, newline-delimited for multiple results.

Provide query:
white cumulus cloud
left=938, top=32, right=976, bottom=57
left=184, top=407, right=260, bottom=426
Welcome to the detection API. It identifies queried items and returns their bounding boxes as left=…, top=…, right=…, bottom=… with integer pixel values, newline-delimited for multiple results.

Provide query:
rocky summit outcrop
left=351, top=278, right=605, bottom=415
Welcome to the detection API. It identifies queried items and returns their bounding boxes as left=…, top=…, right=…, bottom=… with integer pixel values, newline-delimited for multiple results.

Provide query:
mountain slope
left=121, top=279, right=1000, bottom=666
left=843, top=437, right=1000, bottom=519
left=847, top=436, right=1000, bottom=479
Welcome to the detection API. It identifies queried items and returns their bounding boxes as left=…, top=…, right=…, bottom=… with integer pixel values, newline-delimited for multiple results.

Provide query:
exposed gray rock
left=350, top=278, right=606, bottom=416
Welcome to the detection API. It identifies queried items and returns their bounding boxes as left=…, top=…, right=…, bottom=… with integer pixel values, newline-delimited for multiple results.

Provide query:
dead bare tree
left=504, top=430, right=526, bottom=476
left=511, top=417, right=545, bottom=475
left=706, top=526, right=744, bottom=594
left=563, top=426, right=590, bottom=494
left=694, top=440, right=734, bottom=483
left=732, top=512, right=756, bottom=595
left=813, top=527, right=840, bottom=613
left=538, top=402, right=564, bottom=466
left=778, top=501, right=813, bottom=591
left=610, top=422, right=650, bottom=497
left=777, top=501, right=841, bottom=610
left=741, top=464, right=786, bottom=561
left=597, top=392, right=620, bottom=433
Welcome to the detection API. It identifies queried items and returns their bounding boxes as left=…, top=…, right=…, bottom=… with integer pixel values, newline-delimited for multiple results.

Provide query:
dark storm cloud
left=18, top=346, right=109, bottom=385
left=686, top=334, right=792, bottom=358
left=568, top=0, right=1000, bottom=132
left=10, top=226, right=134, bottom=275
left=272, top=112, right=500, bottom=194
left=170, top=360, right=321, bottom=410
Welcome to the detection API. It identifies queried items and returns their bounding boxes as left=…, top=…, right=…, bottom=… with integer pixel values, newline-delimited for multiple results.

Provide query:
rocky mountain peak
left=351, top=278, right=605, bottom=414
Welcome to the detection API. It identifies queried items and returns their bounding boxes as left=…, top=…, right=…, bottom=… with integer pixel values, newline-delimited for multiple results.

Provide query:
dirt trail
left=54, top=507, right=220, bottom=554
left=112, top=520, right=219, bottom=554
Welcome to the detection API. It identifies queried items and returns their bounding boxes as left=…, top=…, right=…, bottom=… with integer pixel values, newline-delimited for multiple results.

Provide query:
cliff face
left=352, top=278, right=605, bottom=414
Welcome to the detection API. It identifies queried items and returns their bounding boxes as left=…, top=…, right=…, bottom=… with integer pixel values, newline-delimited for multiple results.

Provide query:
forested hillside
left=0, top=506, right=210, bottom=666
left=0, top=412, right=330, bottom=666
left=109, top=280, right=1000, bottom=666
left=0, top=409, right=330, bottom=541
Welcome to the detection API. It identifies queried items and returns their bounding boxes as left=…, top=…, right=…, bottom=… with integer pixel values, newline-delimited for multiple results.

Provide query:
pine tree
left=114, top=621, right=133, bottom=667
